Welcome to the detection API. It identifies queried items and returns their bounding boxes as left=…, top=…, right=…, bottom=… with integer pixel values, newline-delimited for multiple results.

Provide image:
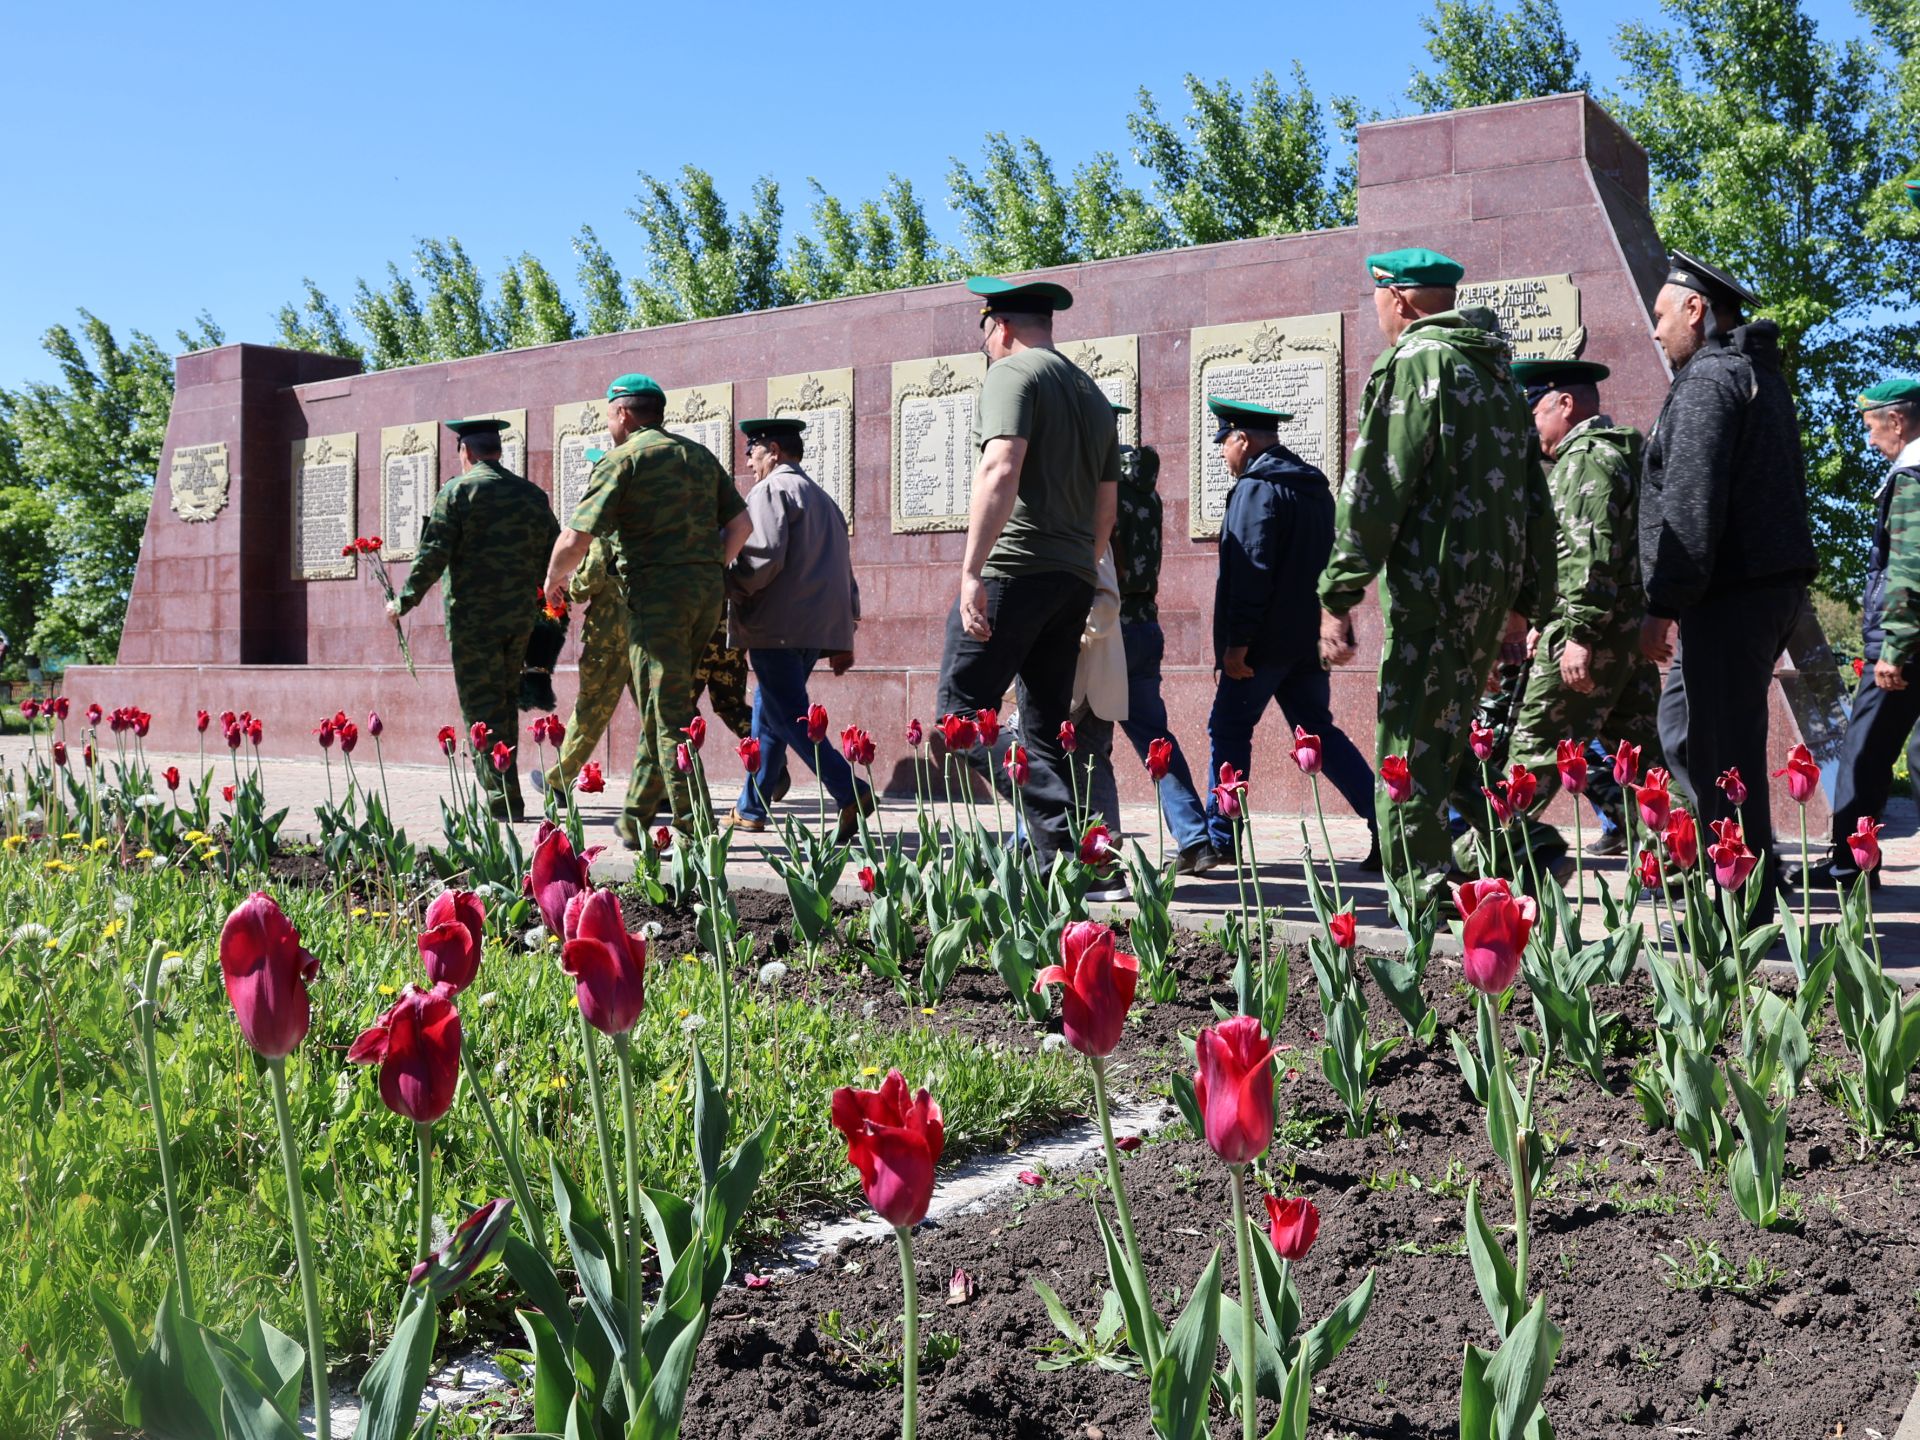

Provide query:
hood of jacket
left=1400, top=307, right=1514, bottom=382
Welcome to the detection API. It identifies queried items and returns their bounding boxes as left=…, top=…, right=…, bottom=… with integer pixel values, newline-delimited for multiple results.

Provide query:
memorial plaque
left=552, top=399, right=613, bottom=521
left=1455, top=273, right=1585, bottom=359
left=664, top=384, right=733, bottom=469
left=291, top=432, right=359, bottom=581
left=891, top=353, right=986, bottom=534
left=378, top=423, right=438, bottom=561
left=1188, top=314, right=1344, bottom=539
left=168, top=441, right=230, bottom=523
left=462, top=409, right=528, bottom=478
left=1063, top=335, right=1141, bottom=449
left=767, top=367, right=855, bottom=530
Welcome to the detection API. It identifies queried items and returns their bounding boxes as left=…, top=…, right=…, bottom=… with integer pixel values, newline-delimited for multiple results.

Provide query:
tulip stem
left=267, top=1058, right=330, bottom=1440
left=460, top=1047, right=548, bottom=1262
left=137, top=942, right=194, bottom=1319
left=1229, top=1165, right=1259, bottom=1440
left=894, top=1224, right=920, bottom=1440
left=415, top=1122, right=434, bottom=1264
left=1572, top=802, right=1585, bottom=916
left=575, top=1010, right=624, bottom=1245
left=1865, top=876, right=1883, bottom=971
left=1239, top=811, right=1273, bottom=1019
left=1309, top=773, right=1343, bottom=911
left=1090, top=1055, right=1156, bottom=1367
left=1798, top=806, right=1811, bottom=947
left=614, top=1034, right=644, bottom=1409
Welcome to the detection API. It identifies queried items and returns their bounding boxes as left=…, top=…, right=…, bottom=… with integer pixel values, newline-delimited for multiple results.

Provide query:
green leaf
left=1296, top=1268, right=1375, bottom=1378
left=1464, top=1180, right=1521, bottom=1337
left=1029, top=1279, right=1088, bottom=1346
left=1149, top=1249, right=1221, bottom=1440
left=625, top=1310, right=707, bottom=1440
left=238, top=1311, right=307, bottom=1423
left=552, top=1154, right=626, bottom=1363
left=1093, top=1204, right=1162, bottom=1363
left=920, top=918, right=971, bottom=1006
left=351, top=1289, right=438, bottom=1440
left=1486, top=1296, right=1563, bottom=1438
left=515, top=1309, right=575, bottom=1436
left=692, top=1044, right=725, bottom=1193
left=200, top=1329, right=303, bottom=1440
left=503, top=1234, right=575, bottom=1353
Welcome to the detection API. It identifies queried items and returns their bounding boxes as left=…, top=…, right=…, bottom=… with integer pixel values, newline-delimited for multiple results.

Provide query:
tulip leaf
left=552, top=1155, right=627, bottom=1363
left=711, top=1119, right=773, bottom=1252
left=351, top=1289, right=438, bottom=1440
left=626, top=1308, right=707, bottom=1440
left=1149, top=1248, right=1221, bottom=1440
left=692, top=1045, right=725, bottom=1192
left=1093, top=1204, right=1161, bottom=1366
left=636, top=1186, right=696, bottom=1277
left=1167, top=1070, right=1203, bottom=1140
left=920, top=918, right=971, bottom=1007
left=238, top=1310, right=306, bottom=1423
left=92, top=1286, right=143, bottom=1385
left=1248, top=1228, right=1300, bottom=1351
left=1261, top=1352, right=1313, bottom=1440
left=1216, top=1293, right=1288, bottom=1404
left=1464, top=1180, right=1520, bottom=1338
left=515, top=1309, right=575, bottom=1436
left=503, top=1233, right=575, bottom=1353
left=1459, top=1296, right=1562, bottom=1440
left=200, top=1326, right=302, bottom=1440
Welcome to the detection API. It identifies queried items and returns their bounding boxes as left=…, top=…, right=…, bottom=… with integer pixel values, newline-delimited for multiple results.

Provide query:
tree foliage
left=947, top=135, right=1170, bottom=271
left=1407, top=0, right=1587, bottom=112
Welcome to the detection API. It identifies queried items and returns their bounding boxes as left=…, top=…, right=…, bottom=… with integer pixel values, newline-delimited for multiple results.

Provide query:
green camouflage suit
left=554, top=537, right=635, bottom=784
left=396, top=458, right=559, bottom=812
left=693, top=623, right=753, bottom=739
left=1319, top=309, right=1554, bottom=882
left=568, top=426, right=745, bottom=836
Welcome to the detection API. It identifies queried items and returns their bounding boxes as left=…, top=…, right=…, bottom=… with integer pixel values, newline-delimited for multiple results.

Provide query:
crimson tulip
left=1848, top=816, right=1883, bottom=873
left=134, top=711, right=150, bottom=737
left=163, top=765, right=180, bottom=791
left=682, top=715, right=706, bottom=752
left=223, top=784, right=235, bottom=803
left=196, top=709, right=210, bottom=733
left=674, top=743, right=692, bottom=773
left=1059, top=721, right=1078, bottom=753
left=1636, top=767, right=1673, bottom=830
left=1034, top=921, right=1138, bottom=1058
left=561, top=889, right=648, bottom=1035
left=86, top=702, right=102, bottom=727
left=1004, top=743, right=1029, bottom=786
left=331, top=710, right=348, bottom=733
left=224, top=725, right=242, bottom=751
left=469, top=721, right=489, bottom=752
left=830, top=1069, right=945, bottom=1228
left=529, top=716, right=550, bottom=745
left=1328, top=911, right=1356, bottom=950
left=420, top=889, right=485, bottom=993
left=1455, top=877, right=1535, bottom=994
left=52, top=696, right=69, bottom=720
left=1663, top=810, right=1698, bottom=869
left=245, top=718, right=262, bottom=746
left=1716, top=767, right=1747, bottom=807
left=937, top=713, right=978, bottom=751
left=1854, top=656, right=1867, bottom=678
left=219, top=708, right=235, bottom=729
left=1079, top=824, right=1117, bottom=866
left=490, top=741, right=512, bottom=773
left=1502, top=765, right=1538, bottom=813
left=1637, top=848, right=1662, bottom=890
left=1708, top=819, right=1758, bottom=890
left=52, top=741, right=67, bottom=767
left=1774, top=744, right=1820, bottom=804
left=738, top=736, right=762, bottom=774
left=1555, top=739, right=1588, bottom=794
left=1145, top=738, right=1172, bottom=781
left=438, top=725, right=458, bottom=757
left=528, top=823, right=595, bottom=935
left=83, top=744, right=95, bottom=769
left=1612, top=740, right=1640, bottom=787
left=368, top=711, right=383, bottom=737
left=219, top=892, right=319, bottom=1058
left=1265, top=1194, right=1320, bottom=1262
left=579, top=761, right=605, bottom=793
left=841, top=725, right=876, bottom=767
left=1194, top=1015, right=1276, bottom=1165
left=1381, top=754, right=1413, bottom=803
left=975, top=708, right=1000, bottom=747
left=801, top=704, right=829, bottom=744
left=858, top=865, right=876, bottom=894
left=654, top=825, right=673, bottom=851
left=1469, top=717, right=1495, bottom=762
left=348, top=984, right=463, bottom=1124
left=1291, top=727, right=1323, bottom=775
left=19, top=699, right=36, bottom=720
left=338, top=721, right=359, bottom=754
left=906, top=718, right=924, bottom=748
left=1483, top=786, right=1513, bottom=826
left=1212, top=762, right=1246, bottom=819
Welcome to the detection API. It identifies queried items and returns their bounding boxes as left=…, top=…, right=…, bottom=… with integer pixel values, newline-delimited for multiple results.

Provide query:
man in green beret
left=1816, top=378, right=1920, bottom=886
left=390, top=417, right=560, bottom=819
left=541, top=374, right=753, bottom=844
left=1318, top=246, right=1555, bottom=892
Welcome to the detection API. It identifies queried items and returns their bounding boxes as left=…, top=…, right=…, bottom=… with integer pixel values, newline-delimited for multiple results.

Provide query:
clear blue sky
left=0, top=0, right=1879, bottom=388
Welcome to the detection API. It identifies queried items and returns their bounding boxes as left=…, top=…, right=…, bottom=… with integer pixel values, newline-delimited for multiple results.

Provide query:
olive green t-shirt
left=568, top=427, right=746, bottom=601
left=974, top=346, right=1120, bottom=587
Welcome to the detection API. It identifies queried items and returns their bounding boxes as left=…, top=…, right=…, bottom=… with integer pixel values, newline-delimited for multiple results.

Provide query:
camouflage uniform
left=554, top=537, right=635, bottom=785
left=1319, top=309, right=1554, bottom=883
left=568, top=427, right=744, bottom=836
left=693, top=622, right=753, bottom=739
left=396, top=458, right=559, bottom=812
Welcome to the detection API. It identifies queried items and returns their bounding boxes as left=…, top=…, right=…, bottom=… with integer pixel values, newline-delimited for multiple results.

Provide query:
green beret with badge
left=1511, top=358, right=1611, bottom=406
left=1858, top=378, right=1920, bottom=411
left=605, top=373, right=665, bottom=402
left=739, top=416, right=807, bottom=442
left=1365, top=247, right=1464, bottom=288
left=966, top=274, right=1074, bottom=316
left=1207, top=394, right=1293, bottom=443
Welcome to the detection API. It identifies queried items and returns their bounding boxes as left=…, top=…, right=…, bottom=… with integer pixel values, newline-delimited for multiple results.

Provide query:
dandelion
left=371, top=910, right=390, bottom=920
left=200, top=848, right=219, bottom=861
left=135, top=848, right=155, bottom=860
left=13, top=922, right=50, bottom=944
left=758, top=961, right=789, bottom=986
left=861, top=1066, right=882, bottom=1076
left=134, top=795, right=163, bottom=811
left=862, top=999, right=879, bottom=1019
left=350, top=907, right=368, bottom=918
left=549, top=1075, right=567, bottom=1091
left=640, top=921, right=663, bottom=941
left=680, top=1014, right=707, bottom=1034
left=157, top=954, right=185, bottom=986
left=2, top=835, right=27, bottom=850
left=476, top=991, right=497, bottom=1008
left=921, top=1007, right=937, bottom=1015
left=1041, top=1033, right=1069, bottom=1052
left=184, top=831, right=209, bottom=845
left=88, top=837, right=110, bottom=852
left=377, top=984, right=397, bottom=996
left=100, top=918, right=124, bottom=941
left=523, top=924, right=549, bottom=950
left=61, top=832, right=81, bottom=841
left=112, top=892, right=135, bottom=915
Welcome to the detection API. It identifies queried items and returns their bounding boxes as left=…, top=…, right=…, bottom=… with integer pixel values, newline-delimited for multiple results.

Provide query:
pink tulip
left=419, top=889, right=485, bottom=993
left=1774, top=744, right=1820, bottom=805
left=1265, top=1194, right=1320, bottom=1262
left=1033, top=921, right=1139, bottom=1058
left=348, top=984, right=463, bottom=1124
left=219, top=893, right=319, bottom=1058
left=561, top=889, right=648, bottom=1035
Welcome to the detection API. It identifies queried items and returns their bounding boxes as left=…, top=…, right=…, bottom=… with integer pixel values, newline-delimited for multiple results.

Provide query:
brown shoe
left=834, top=789, right=878, bottom=843
left=726, top=810, right=767, bottom=834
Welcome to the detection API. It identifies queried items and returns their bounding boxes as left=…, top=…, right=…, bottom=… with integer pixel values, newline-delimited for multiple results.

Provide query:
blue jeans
left=1205, top=657, right=1375, bottom=852
left=735, top=648, right=860, bottom=821
left=1114, top=621, right=1210, bottom=853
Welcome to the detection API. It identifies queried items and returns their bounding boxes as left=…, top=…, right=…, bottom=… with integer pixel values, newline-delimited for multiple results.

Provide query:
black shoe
left=1085, top=869, right=1130, bottom=897
left=1175, top=841, right=1220, bottom=877
left=768, top=769, right=791, bottom=805
left=488, top=795, right=527, bottom=823
left=1357, top=834, right=1383, bottom=873
left=1589, top=830, right=1628, bottom=858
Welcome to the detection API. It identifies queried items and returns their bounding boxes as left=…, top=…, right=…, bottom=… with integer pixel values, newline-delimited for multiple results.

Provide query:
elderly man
left=1817, top=378, right=1920, bottom=887
left=725, top=416, right=868, bottom=839
left=542, top=374, right=752, bottom=845
left=1639, top=252, right=1817, bottom=901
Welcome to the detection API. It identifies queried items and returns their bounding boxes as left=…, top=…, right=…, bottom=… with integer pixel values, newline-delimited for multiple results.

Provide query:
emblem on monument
left=168, top=442, right=231, bottom=523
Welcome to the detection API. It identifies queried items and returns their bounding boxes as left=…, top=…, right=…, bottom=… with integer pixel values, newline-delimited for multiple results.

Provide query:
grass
left=0, top=842, right=1089, bottom=1438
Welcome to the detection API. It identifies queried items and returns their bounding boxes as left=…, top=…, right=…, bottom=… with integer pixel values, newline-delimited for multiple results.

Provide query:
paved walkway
left=7, top=737, right=1916, bottom=979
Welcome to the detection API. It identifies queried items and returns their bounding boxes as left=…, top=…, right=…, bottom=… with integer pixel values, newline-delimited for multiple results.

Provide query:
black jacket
left=1212, top=444, right=1333, bottom=670
left=1639, top=320, right=1817, bottom=617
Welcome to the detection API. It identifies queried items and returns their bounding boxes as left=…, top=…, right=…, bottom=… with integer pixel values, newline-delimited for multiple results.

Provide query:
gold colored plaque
left=168, top=441, right=230, bottom=523
left=664, top=384, right=734, bottom=470
left=378, top=423, right=438, bottom=561
left=1063, top=335, right=1141, bottom=449
left=461, top=409, right=529, bottom=478
left=767, top=367, right=855, bottom=532
left=291, top=432, right=359, bottom=580
left=1455, top=273, right=1585, bottom=359
left=891, top=353, right=987, bottom=535
left=552, top=399, right=613, bottom=522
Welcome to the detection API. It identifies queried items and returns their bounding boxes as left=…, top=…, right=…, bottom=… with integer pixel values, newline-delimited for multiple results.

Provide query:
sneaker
left=1588, top=830, right=1628, bottom=858
left=769, top=770, right=792, bottom=805
left=1085, top=869, right=1130, bottom=897
left=530, top=768, right=548, bottom=796
left=1175, top=841, right=1219, bottom=877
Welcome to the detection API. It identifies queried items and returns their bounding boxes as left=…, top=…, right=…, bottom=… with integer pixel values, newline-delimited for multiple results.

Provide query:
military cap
left=738, top=416, right=807, bottom=442
left=444, top=417, right=511, bottom=440
left=1906, top=178, right=1920, bottom=207
left=1857, top=378, right=1920, bottom=411
left=606, top=373, right=665, bottom=402
left=1665, top=249, right=1761, bottom=311
left=967, top=274, right=1073, bottom=316
left=1207, top=394, right=1293, bottom=443
left=1365, top=247, right=1464, bottom=288
left=1511, top=358, right=1611, bottom=406
left=583, top=447, right=606, bottom=464
left=1109, top=403, right=1133, bottom=415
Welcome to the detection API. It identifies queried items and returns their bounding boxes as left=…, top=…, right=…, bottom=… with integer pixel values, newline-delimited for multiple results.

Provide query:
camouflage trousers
left=694, top=626, right=753, bottom=739
left=556, top=596, right=637, bottom=785
left=623, top=575, right=725, bottom=837
left=450, top=621, right=536, bottom=809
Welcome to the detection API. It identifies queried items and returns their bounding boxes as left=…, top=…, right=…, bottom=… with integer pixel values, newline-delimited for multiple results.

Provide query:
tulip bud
left=579, top=761, right=606, bottom=793
left=681, top=715, right=706, bottom=752
left=1716, top=767, right=1747, bottom=808
left=906, top=718, right=924, bottom=748
left=1003, top=743, right=1029, bottom=787
left=219, top=893, right=319, bottom=1058
left=348, top=984, right=463, bottom=1123
left=675, top=743, right=692, bottom=773
left=1328, top=911, right=1356, bottom=950
left=1291, top=727, right=1323, bottom=775
left=1469, top=717, right=1494, bottom=762
left=1058, top=721, right=1078, bottom=753
left=1773, top=744, right=1819, bottom=805
left=1264, top=1194, right=1321, bottom=1262
left=1848, top=816, right=1883, bottom=873
left=830, top=1070, right=944, bottom=1227
left=857, top=865, right=876, bottom=894
left=367, top=711, right=383, bottom=737
left=1555, top=739, right=1588, bottom=795
left=1194, top=1015, right=1277, bottom=1165
left=490, top=741, right=512, bottom=773
left=737, top=736, right=762, bottom=774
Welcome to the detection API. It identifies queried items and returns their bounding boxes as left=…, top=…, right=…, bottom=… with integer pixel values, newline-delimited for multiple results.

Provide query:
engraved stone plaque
left=168, top=441, right=230, bottom=523
left=1455, top=273, right=1585, bottom=359
left=891, top=353, right=986, bottom=534
left=664, top=384, right=734, bottom=469
left=1063, top=335, right=1140, bottom=449
left=462, top=409, right=528, bottom=478
left=1188, top=314, right=1344, bottom=539
left=378, top=423, right=438, bottom=561
left=291, top=433, right=359, bottom=580
left=552, top=399, right=613, bottom=521
left=767, top=367, right=855, bottom=531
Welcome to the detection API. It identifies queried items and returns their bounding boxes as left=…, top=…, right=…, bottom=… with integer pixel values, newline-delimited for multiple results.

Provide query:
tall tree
left=627, top=168, right=787, bottom=324
left=0, top=411, right=55, bottom=666
left=573, top=225, right=634, bottom=335
left=275, top=279, right=363, bottom=363
left=947, top=136, right=1170, bottom=272
left=784, top=177, right=955, bottom=302
left=1407, top=0, right=1587, bottom=112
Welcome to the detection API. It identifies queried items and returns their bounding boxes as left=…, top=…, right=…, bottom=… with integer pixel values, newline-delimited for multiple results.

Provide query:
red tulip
left=738, top=736, right=762, bottom=774
left=367, top=711, right=383, bottom=737
left=1145, top=738, right=1172, bottom=782
left=1663, top=810, right=1698, bottom=870
left=1381, top=754, right=1413, bottom=803
left=681, top=715, right=706, bottom=752
left=800, top=704, right=829, bottom=744
left=1328, top=911, right=1356, bottom=950
left=52, top=696, right=69, bottom=720
left=52, top=741, right=67, bottom=767
left=331, top=710, right=348, bottom=733
left=1469, top=717, right=1495, bottom=762
left=420, top=889, right=485, bottom=993
left=163, top=765, right=180, bottom=791
left=1637, top=848, right=1663, bottom=890
left=1636, top=768, right=1672, bottom=830
left=490, top=741, right=512, bottom=773
left=410, top=1196, right=514, bottom=1293
left=224, top=725, right=242, bottom=751
left=1212, top=762, right=1246, bottom=820
left=18, top=699, right=36, bottom=719
left=86, top=703, right=102, bottom=727
left=1612, top=740, right=1641, bottom=787
left=906, top=719, right=924, bottom=748
left=219, top=709, right=235, bottom=729
left=134, top=711, right=151, bottom=738
left=674, top=743, right=692, bottom=773
left=218, top=893, right=319, bottom=1058
left=937, top=713, right=978, bottom=751
left=1501, top=765, right=1538, bottom=813
left=1854, top=656, right=1867, bottom=678
left=438, top=725, right=458, bottom=757
left=1115, top=1134, right=1142, bottom=1153
left=1193, top=1015, right=1276, bottom=1165
left=1003, top=743, right=1029, bottom=787
left=1708, top=819, right=1758, bottom=890
left=338, top=721, right=359, bottom=755
left=348, top=984, right=463, bottom=1124
left=1265, top=1194, right=1321, bottom=1262
left=1291, top=727, right=1323, bottom=775
left=830, top=1069, right=945, bottom=1228
left=527, top=823, right=595, bottom=935
left=1848, top=816, right=1883, bottom=873
left=1059, top=721, right=1078, bottom=753
left=1774, top=744, right=1820, bottom=805
left=841, top=725, right=876, bottom=767
left=561, top=889, right=648, bottom=1035
left=1079, top=824, right=1117, bottom=866
left=196, top=709, right=211, bottom=733
left=1456, top=877, right=1535, bottom=994
left=83, top=743, right=95, bottom=769
left=529, top=716, right=550, bottom=745
left=222, top=784, right=235, bottom=803
left=654, top=825, right=673, bottom=852
left=1555, top=740, right=1588, bottom=795
left=1033, top=921, right=1139, bottom=1058
left=245, top=718, right=262, bottom=746
left=1716, top=767, right=1747, bottom=808
left=858, top=865, right=876, bottom=894
left=469, top=721, right=490, bottom=752
left=579, top=761, right=605, bottom=793
left=975, top=708, right=1000, bottom=747
left=1483, top=786, right=1513, bottom=826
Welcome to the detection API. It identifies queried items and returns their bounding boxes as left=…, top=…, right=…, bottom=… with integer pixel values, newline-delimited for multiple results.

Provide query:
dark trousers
left=1657, top=583, right=1806, bottom=871
left=735, top=648, right=860, bottom=821
left=1205, top=655, right=1375, bottom=852
left=1829, top=665, right=1920, bottom=856
left=1116, top=621, right=1210, bottom=853
left=936, top=572, right=1095, bottom=859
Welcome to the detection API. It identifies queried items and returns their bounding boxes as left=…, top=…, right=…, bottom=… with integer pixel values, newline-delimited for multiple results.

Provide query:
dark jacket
left=1639, top=320, right=1817, bottom=618
left=1212, top=444, right=1333, bottom=669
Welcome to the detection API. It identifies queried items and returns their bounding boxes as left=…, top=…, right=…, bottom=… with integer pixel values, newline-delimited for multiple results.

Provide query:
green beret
left=1207, top=394, right=1293, bottom=443
left=738, top=416, right=806, bottom=442
left=1858, top=378, right=1920, bottom=411
left=1906, top=179, right=1920, bottom=207
left=1109, top=403, right=1133, bottom=415
left=1365, top=247, right=1464, bottom=288
left=606, top=373, right=665, bottom=402
left=444, top=417, right=511, bottom=440
left=583, top=447, right=606, bottom=464
left=966, top=275, right=1073, bottom=316
left=1511, top=358, right=1611, bottom=404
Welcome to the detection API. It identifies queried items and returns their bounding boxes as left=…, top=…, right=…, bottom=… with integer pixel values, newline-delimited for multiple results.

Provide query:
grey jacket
left=725, top=464, right=860, bottom=651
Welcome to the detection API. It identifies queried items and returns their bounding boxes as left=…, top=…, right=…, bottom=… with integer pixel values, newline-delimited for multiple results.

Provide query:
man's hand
left=386, top=599, right=404, bottom=631
left=1318, top=609, right=1357, bottom=669
left=1499, top=610, right=1528, bottom=668
left=828, top=650, right=855, bottom=677
left=1222, top=645, right=1255, bottom=680
left=1877, top=657, right=1908, bottom=691
left=1560, top=638, right=1596, bottom=694
left=1526, top=627, right=1541, bottom=660
left=960, top=573, right=992, bottom=642
left=1640, top=616, right=1675, bottom=664
left=544, top=580, right=571, bottom=613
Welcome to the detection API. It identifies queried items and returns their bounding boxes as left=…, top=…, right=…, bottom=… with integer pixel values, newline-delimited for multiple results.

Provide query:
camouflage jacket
left=1112, top=445, right=1163, bottom=625
left=568, top=426, right=745, bottom=609
left=1318, top=309, right=1554, bottom=633
left=1544, top=416, right=1646, bottom=645
left=1873, top=445, right=1920, bottom=666
left=395, top=459, right=558, bottom=635
left=569, top=536, right=619, bottom=607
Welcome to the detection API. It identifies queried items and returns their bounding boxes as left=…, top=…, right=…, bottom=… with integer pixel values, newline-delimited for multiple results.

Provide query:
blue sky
left=0, top=0, right=1880, bottom=387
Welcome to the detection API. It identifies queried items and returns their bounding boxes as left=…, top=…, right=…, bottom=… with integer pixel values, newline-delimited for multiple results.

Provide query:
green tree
left=0, top=412, right=55, bottom=666
left=275, top=279, right=363, bottom=364
left=1613, top=0, right=1910, bottom=596
left=1407, top=0, right=1587, bottom=112
left=783, top=176, right=955, bottom=301
left=493, top=254, right=578, bottom=350
left=946, top=135, right=1170, bottom=272
left=573, top=225, right=634, bottom=335
left=628, top=168, right=787, bottom=324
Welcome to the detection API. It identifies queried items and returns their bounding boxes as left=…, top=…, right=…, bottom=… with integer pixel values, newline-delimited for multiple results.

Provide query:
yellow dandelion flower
left=372, top=910, right=390, bottom=919
left=568, top=995, right=579, bottom=1009
left=350, top=907, right=368, bottom=918
left=377, top=984, right=397, bottom=996
left=3, top=835, right=27, bottom=849
left=676, top=1007, right=690, bottom=1019
left=88, top=837, right=109, bottom=852
left=201, top=848, right=219, bottom=860
left=184, top=830, right=209, bottom=844
left=681, top=953, right=696, bottom=966
left=920, top=1007, right=937, bottom=1015
left=163, top=951, right=183, bottom=961
left=100, top=919, right=124, bottom=941
left=860, top=1066, right=881, bottom=1077
left=41, top=859, right=65, bottom=873
left=549, top=1074, right=567, bottom=1091
left=44, top=935, right=57, bottom=948
left=60, top=832, right=81, bottom=842
left=135, top=848, right=155, bottom=860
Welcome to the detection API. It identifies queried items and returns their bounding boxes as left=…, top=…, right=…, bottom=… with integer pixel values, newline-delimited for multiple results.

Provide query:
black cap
left=739, top=417, right=806, bottom=443
left=1665, top=249, right=1761, bottom=311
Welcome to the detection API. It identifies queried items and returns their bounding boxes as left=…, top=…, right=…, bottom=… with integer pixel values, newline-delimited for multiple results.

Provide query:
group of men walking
left=389, top=239, right=1913, bottom=912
